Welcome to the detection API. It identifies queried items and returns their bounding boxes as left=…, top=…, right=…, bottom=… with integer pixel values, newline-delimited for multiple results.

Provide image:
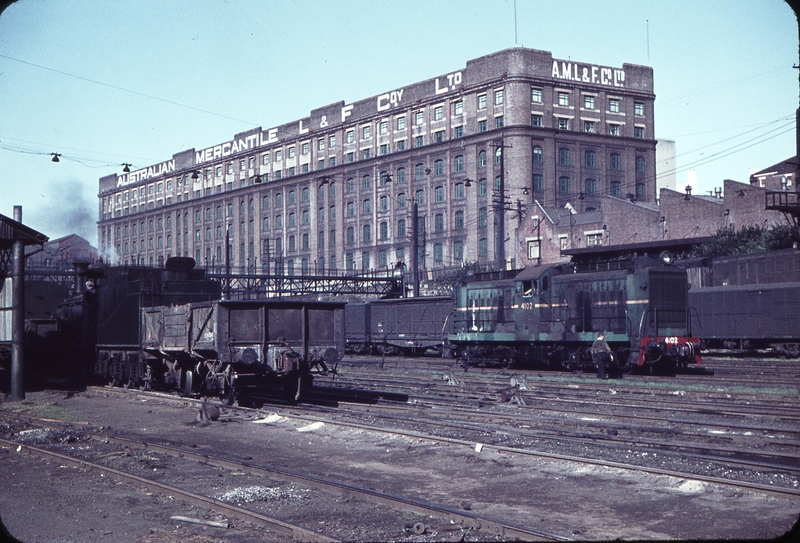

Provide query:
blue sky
left=0, top=0, right=796, bottom=245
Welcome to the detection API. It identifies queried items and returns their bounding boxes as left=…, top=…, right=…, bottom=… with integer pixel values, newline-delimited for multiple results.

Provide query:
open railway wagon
left=92, top=257, right=221, bottom=387
left=345, top=296, right=455, bottom=356
left=686, top=249, right=800, bottom=357
left=141, top=299, right=346, bottom=405
left=449, top=255, right=702, bottom=373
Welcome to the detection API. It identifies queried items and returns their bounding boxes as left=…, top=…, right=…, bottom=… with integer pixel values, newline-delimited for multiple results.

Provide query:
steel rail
left=93, top=434, right=571, bottom=542
left=1, top=411, right=570, bottom=542
left=0, top=437, right=338, bottom=543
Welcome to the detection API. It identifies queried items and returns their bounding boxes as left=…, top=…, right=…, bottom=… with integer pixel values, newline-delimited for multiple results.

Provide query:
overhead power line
left=0, top=53, right=258, bottom=126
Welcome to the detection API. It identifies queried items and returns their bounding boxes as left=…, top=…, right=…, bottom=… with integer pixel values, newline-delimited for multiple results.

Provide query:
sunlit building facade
left=98, top=47, right=655, bottom=274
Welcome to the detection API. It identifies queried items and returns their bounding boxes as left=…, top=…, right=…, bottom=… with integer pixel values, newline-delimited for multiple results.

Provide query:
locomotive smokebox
left=164, top=256, right=196, bottom=281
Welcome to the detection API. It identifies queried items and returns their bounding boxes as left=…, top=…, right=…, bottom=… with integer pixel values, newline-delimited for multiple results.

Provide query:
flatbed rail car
left=345, top=296, right=455, bottom=355
left=449, top=256, right=701, bottom=373
left=142, top=299, right=346, bottom=404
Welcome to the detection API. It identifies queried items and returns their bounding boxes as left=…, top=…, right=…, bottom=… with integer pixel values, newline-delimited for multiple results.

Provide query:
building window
left=479, top=238, right=488, bottom=258
left=587, top=233, right=603, bottom=246
left=396, top=140, right=406, bottom=151
left=414, top=135, right=424, bottom=148
left=585, top=178, right=596, bottom=196
left=454, top=183, right=465, bottom=200
left=533, top=146, right=543, bottom=164
left=494, top=89, right=503, bottom=106
left=453, top=126, right=464, bottom=138
left=346, top=226, right=355, bottom=245
left=362, top=174, right=371, bottom=191
left=634, top=102, right=644, bottom=116
left=396, top=116, right=406, bottom=130
left=434, top=106, right=444, bottom=121
left=584, top=95, right=595, bottom=109
left=478, top=207, right=487, bottom=228
left=434, top=213, right=444, bottom=233
left=434, top=130, right=445, bottom=143
left=396, top=168, right=406, bottom=183
left=636, top=156, right=646, bottom=174
left=531, top=88, right=542, bottom=103
left=495, top=116, right=504, bottom=129
left=379, top=144, right=388, bottom=156
left=453, top=101, right=463, bottom=115
left=347, top=178, right=355, bottom=193
left=558, top=92, right=569, bottom=107
left=583, top=121, right=595, bottom=133
left=361, top=251, right=370, bottom=271
left=379, top=195, right=388, bottom=212
left=609, top=124, right=621, bottom=136
left=558, top=148, right=570, bottom=166
left=346, top=202, right=355, bottom=217
left=557, top=118, right=570, bottom=130
left=363, top=199, right=371, bottom=215
left=478, top=178, right=487, bottom=196
left=634, top=127, right=645, bottom=139
left=415, top=163, right=425, bottom=180
left=454, top=155, right=464, bottom=173
left=434, top=186, right=444, bottom=203
left=559, top=176, right=571, bottom=194
left=415, top=111, right=424, bottom=125
left=363, top=224, right=371, bottom=243
left=362, top=125, right=371, bottom=139
left=396, top=192, right=406, bottom=209
left=434, top=159, right=444, bottom=176
left=585, top=150, right=596, bottom=169
left=454, top=209, right=464, bottom=229
left=610, top=180, right=622, bottom=198
left=636, top=182, right=646, bottom=201
left=520, top=238, right=539, bottom=263
left=533, top=174, right=544, bottom=193
left=302, top=210, right=309, bottom=225
left=531, top=114, right=543, bottom=127
left=346, top=130, right=354, bottom=143
left=478, top=119, right=487, bottom=132
left=610, top=153, right=622, bottom=170
left=416, top=189, right=425, bottom=206
left=478, top=94, right=487, bottom=110
left=397, top=218, right=406, bottom=238
left=433, top=243, right=443, bottom=262
left=609, top=99, right=620, bottom=113
left=379, top=221, right=389, bottom=240
left=478, top=150, right=487, bottom=168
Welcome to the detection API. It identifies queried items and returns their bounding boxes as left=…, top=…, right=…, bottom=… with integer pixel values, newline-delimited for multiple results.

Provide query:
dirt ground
left=1, top=389, right=799, bottom=542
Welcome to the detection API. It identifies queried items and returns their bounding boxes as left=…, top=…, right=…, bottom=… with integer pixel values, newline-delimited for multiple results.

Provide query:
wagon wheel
left=219, top=375, right=236, bottom=406
left=182, top=370, right=194, bottom=397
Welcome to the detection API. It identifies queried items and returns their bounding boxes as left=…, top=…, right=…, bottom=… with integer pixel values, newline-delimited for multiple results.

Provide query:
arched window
left=478, top=150, right=487, bottom=168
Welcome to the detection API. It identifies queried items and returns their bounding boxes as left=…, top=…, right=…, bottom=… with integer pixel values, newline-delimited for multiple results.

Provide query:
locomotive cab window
left=520, top=280, right=536, bottom=297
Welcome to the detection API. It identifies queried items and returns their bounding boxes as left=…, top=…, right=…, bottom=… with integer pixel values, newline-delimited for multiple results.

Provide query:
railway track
left=3, top=377, right=798, bottom=541
left=0, top=396, right=569, bottom=542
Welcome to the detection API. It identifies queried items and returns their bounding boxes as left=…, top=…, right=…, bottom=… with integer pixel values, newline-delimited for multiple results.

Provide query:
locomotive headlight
left=659, top=250, right=674, bottom=266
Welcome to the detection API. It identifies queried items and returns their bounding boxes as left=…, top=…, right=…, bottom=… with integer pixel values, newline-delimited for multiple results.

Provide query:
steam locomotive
left=11, top=257, right=343, bottom=404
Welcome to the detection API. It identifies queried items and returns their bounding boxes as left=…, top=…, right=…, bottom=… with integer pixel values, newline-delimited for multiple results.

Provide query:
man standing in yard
left=591, top=332, right=614, bottom=379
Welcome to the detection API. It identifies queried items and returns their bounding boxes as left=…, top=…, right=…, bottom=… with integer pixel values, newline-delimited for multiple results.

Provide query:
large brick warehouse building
left=97, top=47, right=657, bottom=276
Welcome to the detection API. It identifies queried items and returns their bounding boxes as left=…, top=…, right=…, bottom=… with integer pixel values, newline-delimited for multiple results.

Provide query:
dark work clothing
left=592, top=338, right=613, bottom=379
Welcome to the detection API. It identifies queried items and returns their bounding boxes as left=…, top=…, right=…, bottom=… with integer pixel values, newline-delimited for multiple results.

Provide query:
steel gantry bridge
left=209, top=271, right=404, bottom=300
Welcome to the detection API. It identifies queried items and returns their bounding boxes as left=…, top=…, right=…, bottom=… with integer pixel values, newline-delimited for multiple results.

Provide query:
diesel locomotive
left=449, top=254, right=702, bottom=373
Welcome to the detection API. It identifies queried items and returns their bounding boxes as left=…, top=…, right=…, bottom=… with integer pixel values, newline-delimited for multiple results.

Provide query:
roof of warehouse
left=0, top=213, right=49, bottom=250
left=562, top=236, right=712, bottom=262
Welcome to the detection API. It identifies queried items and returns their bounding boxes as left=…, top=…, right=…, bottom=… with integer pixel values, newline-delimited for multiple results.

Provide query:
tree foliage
left=688, top=223, right=794, bottom=258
